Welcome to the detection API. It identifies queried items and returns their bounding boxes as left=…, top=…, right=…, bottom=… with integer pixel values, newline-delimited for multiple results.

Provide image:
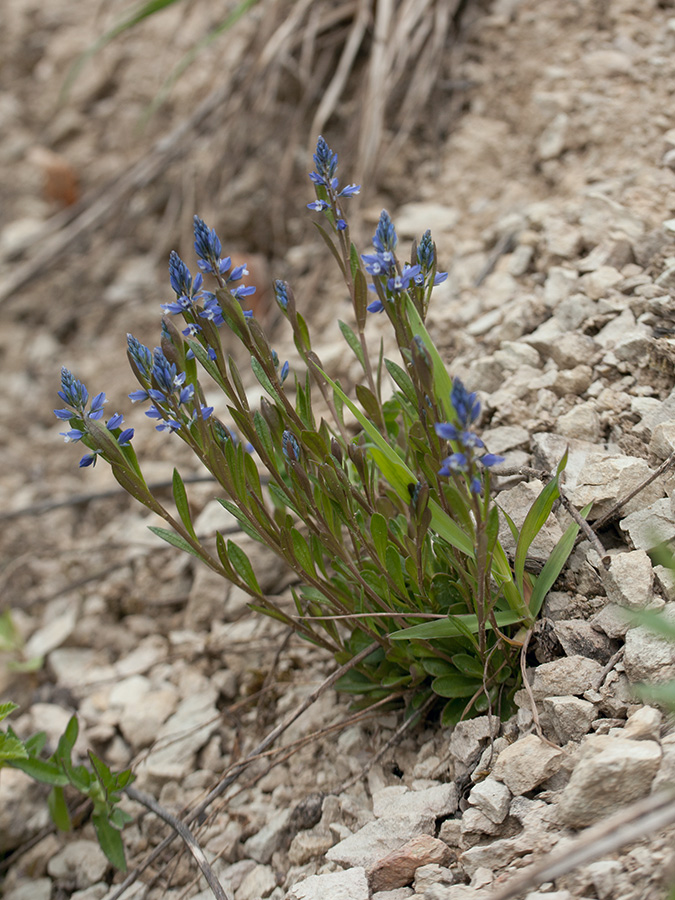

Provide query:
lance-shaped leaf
left=172, top=469, right=197, bottom=541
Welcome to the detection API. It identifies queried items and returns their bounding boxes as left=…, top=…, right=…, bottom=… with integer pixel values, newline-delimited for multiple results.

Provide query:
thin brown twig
left=519, top=628, right=561, bottom=751
left=110, top=642, right=378, bottom=899
left=125, top=785, right=232, bottom=900
left=558, top=487, right=609, bottom=568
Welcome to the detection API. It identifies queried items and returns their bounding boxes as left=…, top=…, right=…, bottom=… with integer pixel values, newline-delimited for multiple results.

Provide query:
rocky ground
left=4, top=0, right=675, bottom=898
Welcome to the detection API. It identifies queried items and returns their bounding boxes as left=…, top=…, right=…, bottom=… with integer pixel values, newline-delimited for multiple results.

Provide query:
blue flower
left=438, top=453, right=468, bottom=477
left=307, top=200, right=329, bottom=211
left=373, top=211, right=397, bottom=254
left=117, top=428, right=134, bottom=446
left=362, top=252, right=395, bottom=277
left=151, top=348, right=181, bottom=396
left=480, top=453, right=505, bottom=468
left=193, top=216, right=223, bottom=275
left=282, top=430, right=300, bottom=462
left=107, top=413, right=124, bottom=430
left=338, top=184, right=360, bottom=198
left=280, top=360, right=289, bottom=383
left=127, top=335, right=153, bottom=379
left=79, top=452, right=100, bottom=468
left=231, top=284, right=256, bottom=300
left=434, top=422, right=459, bottom=441
left=274, top=280, right=289, bottom=310
left=57, top=368, right=88, bottom=412
left=309, top=136, right=338, bottom=188
left=60, top=428, right=85, bottom=443
left=366, top=299, right=384, bottom=314
left=387, top=264, right=422, bottom=293
left=451, top=378, right=480, bottom=428
left=470, top=477, right=482, bottom=495
left=129, top=389, right=150, bottom=403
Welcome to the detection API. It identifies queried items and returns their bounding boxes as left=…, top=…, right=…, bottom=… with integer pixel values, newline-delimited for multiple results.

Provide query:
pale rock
left=555, top=403, right=601, bottom=442
left=521, top=317, right=565, bottom=355
left=530, top=655, right=603, bottom=699
left=594, top=307, right=638, bottom=348
left=460, top=807, right=501, bottom=835
left=449, top=716, right=499, bottom=768
left=413, top=863, right=455, bottom=892
left=47, top=840, right=108, bottom=890
left=0, top=768, right=51, bottom=850
left=23, top=702, right=88, bottom=755
left=622, top=705, right=662, bottom=741
left=579, top=266, right=623, bottom=300
left=601, top=549, right=655, bottom=610
left=70, top=886, right=112, bottom=900
left=24, top=603, right=78, bottom=659
left=524, top=893, right=572, bottom=900
left=118, top=685, right=179, bottom=750
left=136, top=686, right=219, bottom=786
left=552, top=365, right=593, bottom=397
left=572, top=457, right=664, bottom=521
left=286, top=867, right=369, bottom=900
left=543, top=696, right=596, bottom=743
left=193, top=498, right=238, bottom=534
left=650, top=422, right=675, bottom=460
left=639, top=384, right=675, bottom=434
left=237, top=863, right=277, bottom=900
left=100, top=887, right=147, bottom=900
left=186, top=565, right=230, bottom=628
left=103, top=256, right=158, bottom=304
left=372, top=889, right=414, bottom=900
left=287, top=830, right=336, bottom=865
left=583, top=49, right=632, bottom=76
left=480, top=425, right=529, bottom=454
left=508, top=244, right=533, bottom=276
left=557, top=735, right=661, bottom=827
left=544, top=266, right=579, bottom=308
left=368, top=834, right=452, bottom=892
left=545, top=220, right=583, bottom=260
left=597, top=670, right=634, bottom=717
left=438, top=818, right=462, bottom=847
left=614, top=334, right=652, bottom=365
left=4, top=879, right=52, bottom=900
left=47, top=648, right=116, bottom=690
left=620, top=498, right=675, bottom=551
left=244, top=807, right=292, bottom=864
left=115, top=634, right=168, bottom=678
left=554, top=292, right=595, bottom=329
left=491, top=734, right=565, bottom=794
left=326, top=813, right=435, bottom=868
left=580, top=194, right=645, bottom=246
left=552, top=619, right=615, bottom=663
left=371, top=783, right=458, bottom=820
left=494, top=341, right=541, bottom=371
left=537, top=112, right=569, bottom=161
left=467, top=777, right=511, bottom=823
left=652, top=733, right=675, bottom=793
left=548, top=333, right=600, bottom=369
left=471, top=737, right=509, bottom=782
left=465, top=356, right=506, bottom=393
left=584, top=859, right=625, bottom=900
left=498, top=480, right=563, bottom=561
left=424, top=888, right=491, bottom=900
left=460, top=826, right=557, bottom=878
left=654, top=564, right=675, bottom=601
left=624, top=604, right=675, bottom=684
left=394, top=202, right=460, bottom=238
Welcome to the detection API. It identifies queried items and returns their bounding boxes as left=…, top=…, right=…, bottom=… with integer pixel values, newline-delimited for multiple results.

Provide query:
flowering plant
left=55, top=137, right=582, bottom=725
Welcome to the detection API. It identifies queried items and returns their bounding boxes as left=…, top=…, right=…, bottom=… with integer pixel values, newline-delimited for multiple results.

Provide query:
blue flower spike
left=307, top=137, right=360, bottom=226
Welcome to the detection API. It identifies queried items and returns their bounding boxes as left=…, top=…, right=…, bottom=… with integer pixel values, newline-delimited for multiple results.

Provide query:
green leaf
left=353, top=267, right=369, bottom=332
left=431, top=673, right=484, bottom=698
left=452, top=653, right=486, bottom=679
left=528, top=501, right=591, bottom=616
left=404, top=298, right=455, bottom=420
left=217, top=499, right=265, bottom=543
left=10, top=757, right=69, bottom=786
left=355, top=384, right=382, bottom=423
left=147, top=526, right=205, bottom=563
left=253, top=411, right=274, bottom=463
left=48, top=786, right=72, bottom=831
left=390, top=610, right=524, bottom=641
left=291, top=528, right=315, bottom=575
left=0, top=732, right=28, bottom=762
left=250, top=357, right=282, bottom=403
left=370, top=512, right=388, bottom=563
left=227, top=540, right=261, bottom=594
left=0, top=701, right=19, bottom=722
left=514, top=454, right=567, bottom=594
left=93, top=813, right=127, bottom=871
left=172, top=469, right=197, bottom=541
left=339, top=320, right=365, bottom=367
left=385, top=358, right=418, bottom=407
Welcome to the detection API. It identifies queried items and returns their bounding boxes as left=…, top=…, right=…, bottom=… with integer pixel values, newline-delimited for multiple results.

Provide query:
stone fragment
left=572, top=457, right=664, bottom=521
left=557, top=736, right=661, bottom=827
left=543, top=696, right=596, bottom=744
left=136, top=686, right=219, bottom=786
left=491, top=734, right=565, bottom=795
left=538, top=112, right=569, bottom=161
left=287, top=829, right=335, bottom=865
left=4, top=880, right=52, bottom=900
left=368, top=834, right=452, bottom=893
left=371, top=783, right=457, bottom=820
left=530, top=655, right=603, bottom=699
left=548, top=333, right=600, bottom=369
left=552, top=365, right=593, bottom=397
left=460, top=807, right=501, bottom=835
left=624, top=604, right=675, bottom=684
left=372, top=889, right=413, bottom=900
left=460, top=826, right=557, bottom=878
left=649, top=422, right=675, bottom=460
left=555, top=403, right=601, bottom=442
left=552, top=619, right=615, bottom=663
left=601, top=549, right=655, bottom=610
left=24, top=604, right=78, bottom=659
left=480, top=424, right=530, bottom=454
left=584, top=859, right=626, bottom=900
left=467, top=777, right=511, bottom=823
left=286, top=867, right=369, bottom=900
left=622, top=705, right=662, bottom=741
left=244, top=807, right=292, bottom=864
left=413, top=863, right=455, bottom=893
left=583, top=49, right=632, bottom=76
left=47, top=840, right=108, bottom=890
left=236, top=863, right=276, bottom=900
left=620, top=498, right=675, bottom=551
left=326, top=813, right=434, bottom=868
left=449, top=716, right=499, bottom=768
